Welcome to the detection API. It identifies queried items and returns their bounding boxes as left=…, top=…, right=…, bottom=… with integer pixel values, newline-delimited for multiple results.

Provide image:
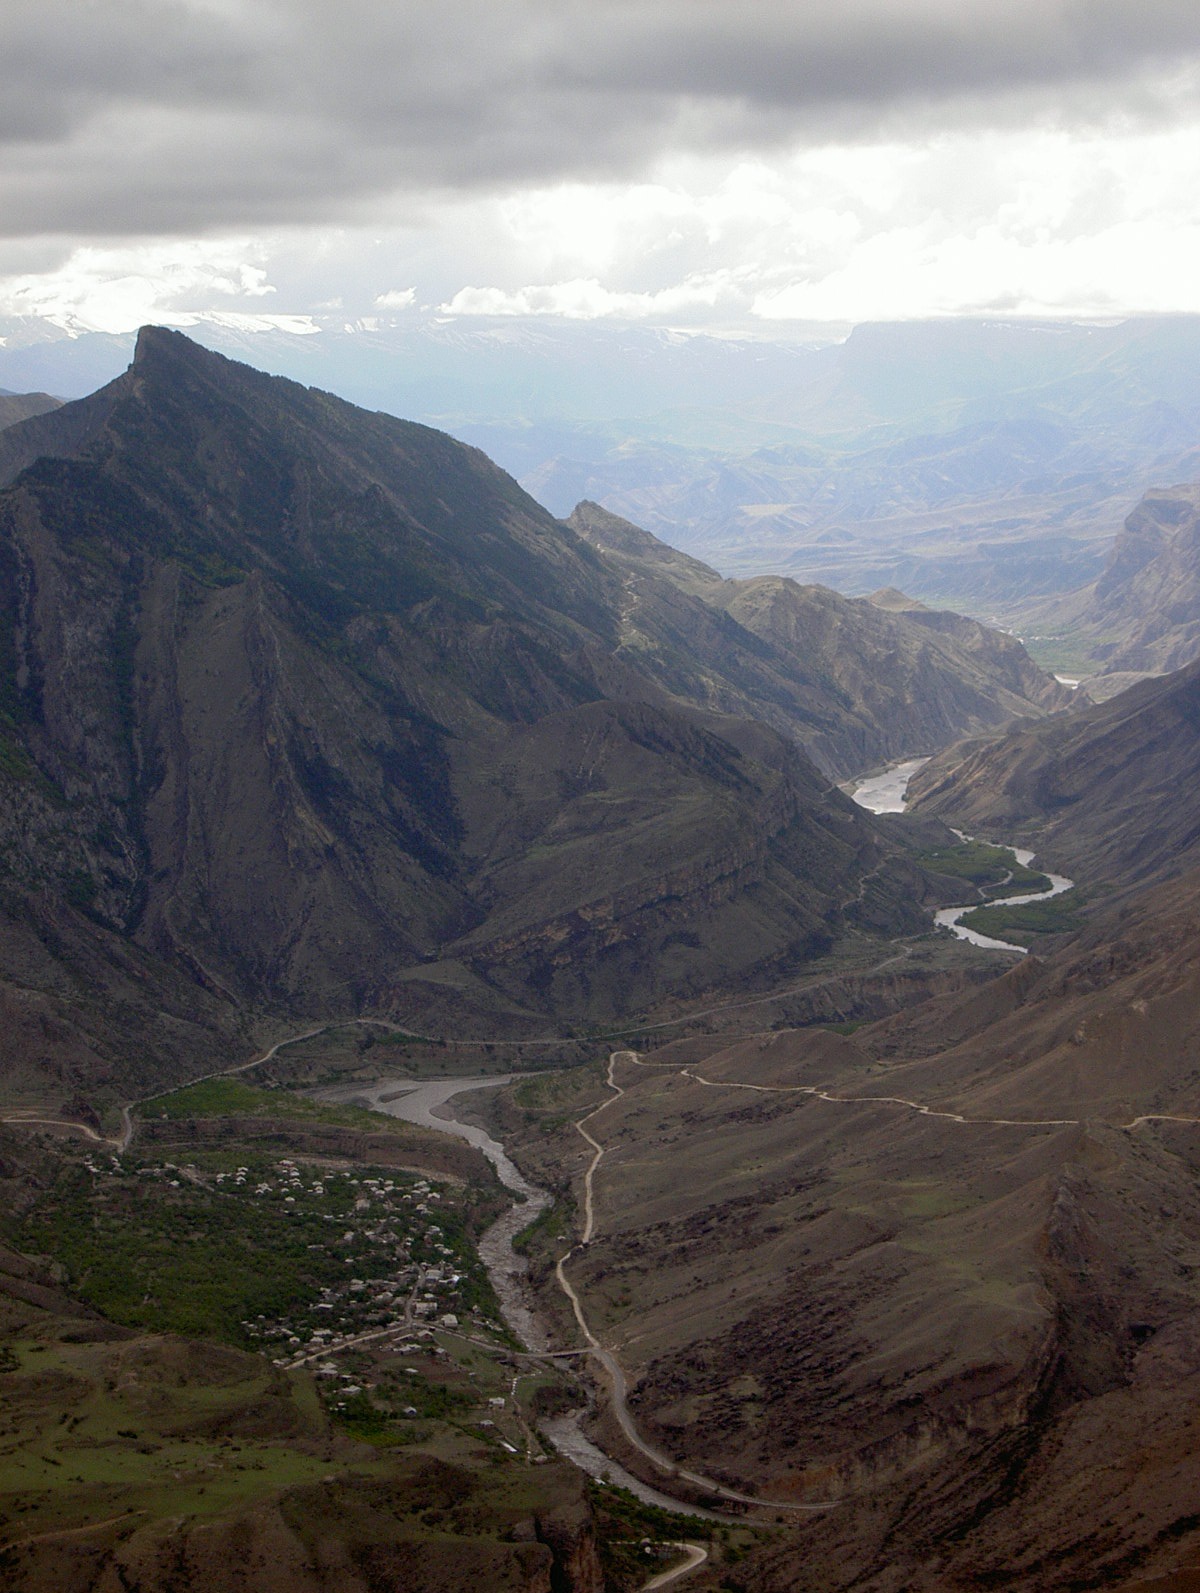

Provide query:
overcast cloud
left=4, top=0, right=1200, bottom=329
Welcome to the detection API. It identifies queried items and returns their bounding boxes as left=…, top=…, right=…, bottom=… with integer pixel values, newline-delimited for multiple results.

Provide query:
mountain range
left=9, top=313, right=1200, bottom=617
left=6, top=325, right=1200, bottom=1590
left=568, top=500, right=1071, bottom=777
left=3, top=326, right=1060, bottom=1107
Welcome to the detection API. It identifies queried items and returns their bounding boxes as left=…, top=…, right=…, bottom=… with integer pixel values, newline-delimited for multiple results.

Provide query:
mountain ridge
left=567, top=498, right=1074, bottom=779
left=0, top=327, right=935, bottom=1104
left=907, top=656, right=1200, bottom=897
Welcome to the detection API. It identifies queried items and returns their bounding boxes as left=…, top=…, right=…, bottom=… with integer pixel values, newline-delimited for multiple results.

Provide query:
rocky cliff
left=907, top=657, right=1200, bottom=895
left=1078, top=483, right=1200, bottom=676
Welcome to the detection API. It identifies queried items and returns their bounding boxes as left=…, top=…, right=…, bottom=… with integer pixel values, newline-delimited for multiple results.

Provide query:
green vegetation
left=513, top=1193, right=574, bottom=1258
left=587, top=1480, right=725, bottom=1590
left=10, top=1151, right=497, bottom=1348
left=511, top=1061, right=604, bottom=1113
left=62, top=869, right=98, bottom=911
left=0, top=1336, right=334, bottom=1531
left=1018, top=632, right=1098, bottom=680
left=0, top=735, right=34, bottom=781
left=914, top=839, right=1050, bottom=896
left=958, top=894, right=1086, bottom=945
left=334, top=1371, right=473, bottom=1446
left=146, top=1075, right=396, bottom=1132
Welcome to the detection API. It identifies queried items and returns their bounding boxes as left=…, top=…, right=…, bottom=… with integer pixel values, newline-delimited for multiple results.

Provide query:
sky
left=5, top=0, right=1200, bottom=336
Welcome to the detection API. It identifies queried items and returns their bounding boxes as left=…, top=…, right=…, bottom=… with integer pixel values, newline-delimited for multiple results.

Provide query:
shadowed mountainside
left=0, top=328, right=939, bottom=1105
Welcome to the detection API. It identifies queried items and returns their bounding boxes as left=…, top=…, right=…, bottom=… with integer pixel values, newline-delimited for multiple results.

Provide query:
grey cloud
left=4, top=0, right=1200, bottom=240
left=561, top=1, right=1200, bottom=106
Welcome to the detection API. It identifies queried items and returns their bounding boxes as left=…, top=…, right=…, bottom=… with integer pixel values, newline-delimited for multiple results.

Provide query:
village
left=67, top=1145, right=550, bottom=1457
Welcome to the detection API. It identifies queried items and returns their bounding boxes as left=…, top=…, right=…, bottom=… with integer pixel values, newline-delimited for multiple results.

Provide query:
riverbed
left=932, top=846, right=1075, bottom=953
left=849, top=757, right=929, bottom=814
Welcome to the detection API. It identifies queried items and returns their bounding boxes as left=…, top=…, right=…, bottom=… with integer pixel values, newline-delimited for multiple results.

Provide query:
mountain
left=1042, top=482, right=1200, bottom=679
left=474, top=315, right=1200, bottom=610
left=0, top=327, right=934, bottom=1106
left=9, top=313, right=1200, bottom=616
left=496, top=860, right=1200, bottom=1591
left=907, top=658, right=1200, bottom=899
left=567, top=500, right=1073, bottom=779
left=0, top=389, right=60, bottom=432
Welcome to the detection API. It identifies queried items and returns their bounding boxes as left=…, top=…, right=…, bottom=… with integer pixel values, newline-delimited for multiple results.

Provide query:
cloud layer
left=6, top=0, right=1200, bottom=240
left=6, top=2, right=1200, bottom=330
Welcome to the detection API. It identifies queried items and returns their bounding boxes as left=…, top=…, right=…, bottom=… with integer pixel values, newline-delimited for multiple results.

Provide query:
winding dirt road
left=2, top=1023, right=342, bottom=1155
left=642, top=1542, right=709, bottom=1588
left=555, top=1051, right=839, bottom=1513
left=548, top=1043, right=1200, bottom=1522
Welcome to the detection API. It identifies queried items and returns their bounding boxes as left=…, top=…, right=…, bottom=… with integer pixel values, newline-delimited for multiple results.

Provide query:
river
left=329, top=756, right=1072, bottom=1511
left=324, top=1072, right=719, bottom=1517
left=932, top=845, right=1075, bottom=953
left=851, top=758, right=1075, bottom=954
left=849, top=757, right=929, bottom=814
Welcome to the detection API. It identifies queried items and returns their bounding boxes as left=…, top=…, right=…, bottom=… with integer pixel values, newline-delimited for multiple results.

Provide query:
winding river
left=313, top=755, right=1074, bottom=1520
left=851, top=758, right=1075, bottom=954
left=932, top=845, right=1074, bottom=953
left=324, top=1073, right=718, bottom=1518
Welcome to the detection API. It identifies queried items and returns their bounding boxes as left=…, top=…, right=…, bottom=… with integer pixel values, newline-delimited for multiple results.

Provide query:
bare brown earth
left=493, top=870, right=1200, bottom=1590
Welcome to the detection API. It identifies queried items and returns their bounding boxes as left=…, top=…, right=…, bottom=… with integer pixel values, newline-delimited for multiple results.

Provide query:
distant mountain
left=8, top=313, right=1200, bottom=615
left=1045, top=483, right=1200, bottom=678
left=567, top=500, right=1073, bottom=779
left=908, top=659, right=1200, bottom=895
left=478, top=316, right=1200, bottom=609
left=0, top=389, right=60, bottom=431
left=0, top=328, right=932, bottom=1104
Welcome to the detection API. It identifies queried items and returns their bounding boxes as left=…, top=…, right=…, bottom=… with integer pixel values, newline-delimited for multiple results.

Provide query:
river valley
left=322, top=1073, right=728, bottom=1519
left=303, top=757, right=1083, bottom=1525
left=852, top=758, right=1076, bottom=952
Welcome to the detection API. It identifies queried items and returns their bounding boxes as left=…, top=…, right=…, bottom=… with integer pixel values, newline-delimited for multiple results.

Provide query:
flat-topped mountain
left=568, top=500, right=1072, bottom=779
left=0, top=328, right=935, bottom=1103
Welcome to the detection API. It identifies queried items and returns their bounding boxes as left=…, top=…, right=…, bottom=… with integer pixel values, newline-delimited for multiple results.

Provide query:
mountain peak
left=132, top=322, right=212, bottom=373
left=133, top=323, right=174, bottom=361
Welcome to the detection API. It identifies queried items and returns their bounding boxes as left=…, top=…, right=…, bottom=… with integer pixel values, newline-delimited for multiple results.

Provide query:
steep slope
left=907, top=658, right=1200, bottom=895
left=1061, top=483, right=1200, bottom=677
left=568, top=499, right=1072, bottom=779
left=0, top=329, right=924, bottom=1103
left=498, top=865, right=1200, bottom=1590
